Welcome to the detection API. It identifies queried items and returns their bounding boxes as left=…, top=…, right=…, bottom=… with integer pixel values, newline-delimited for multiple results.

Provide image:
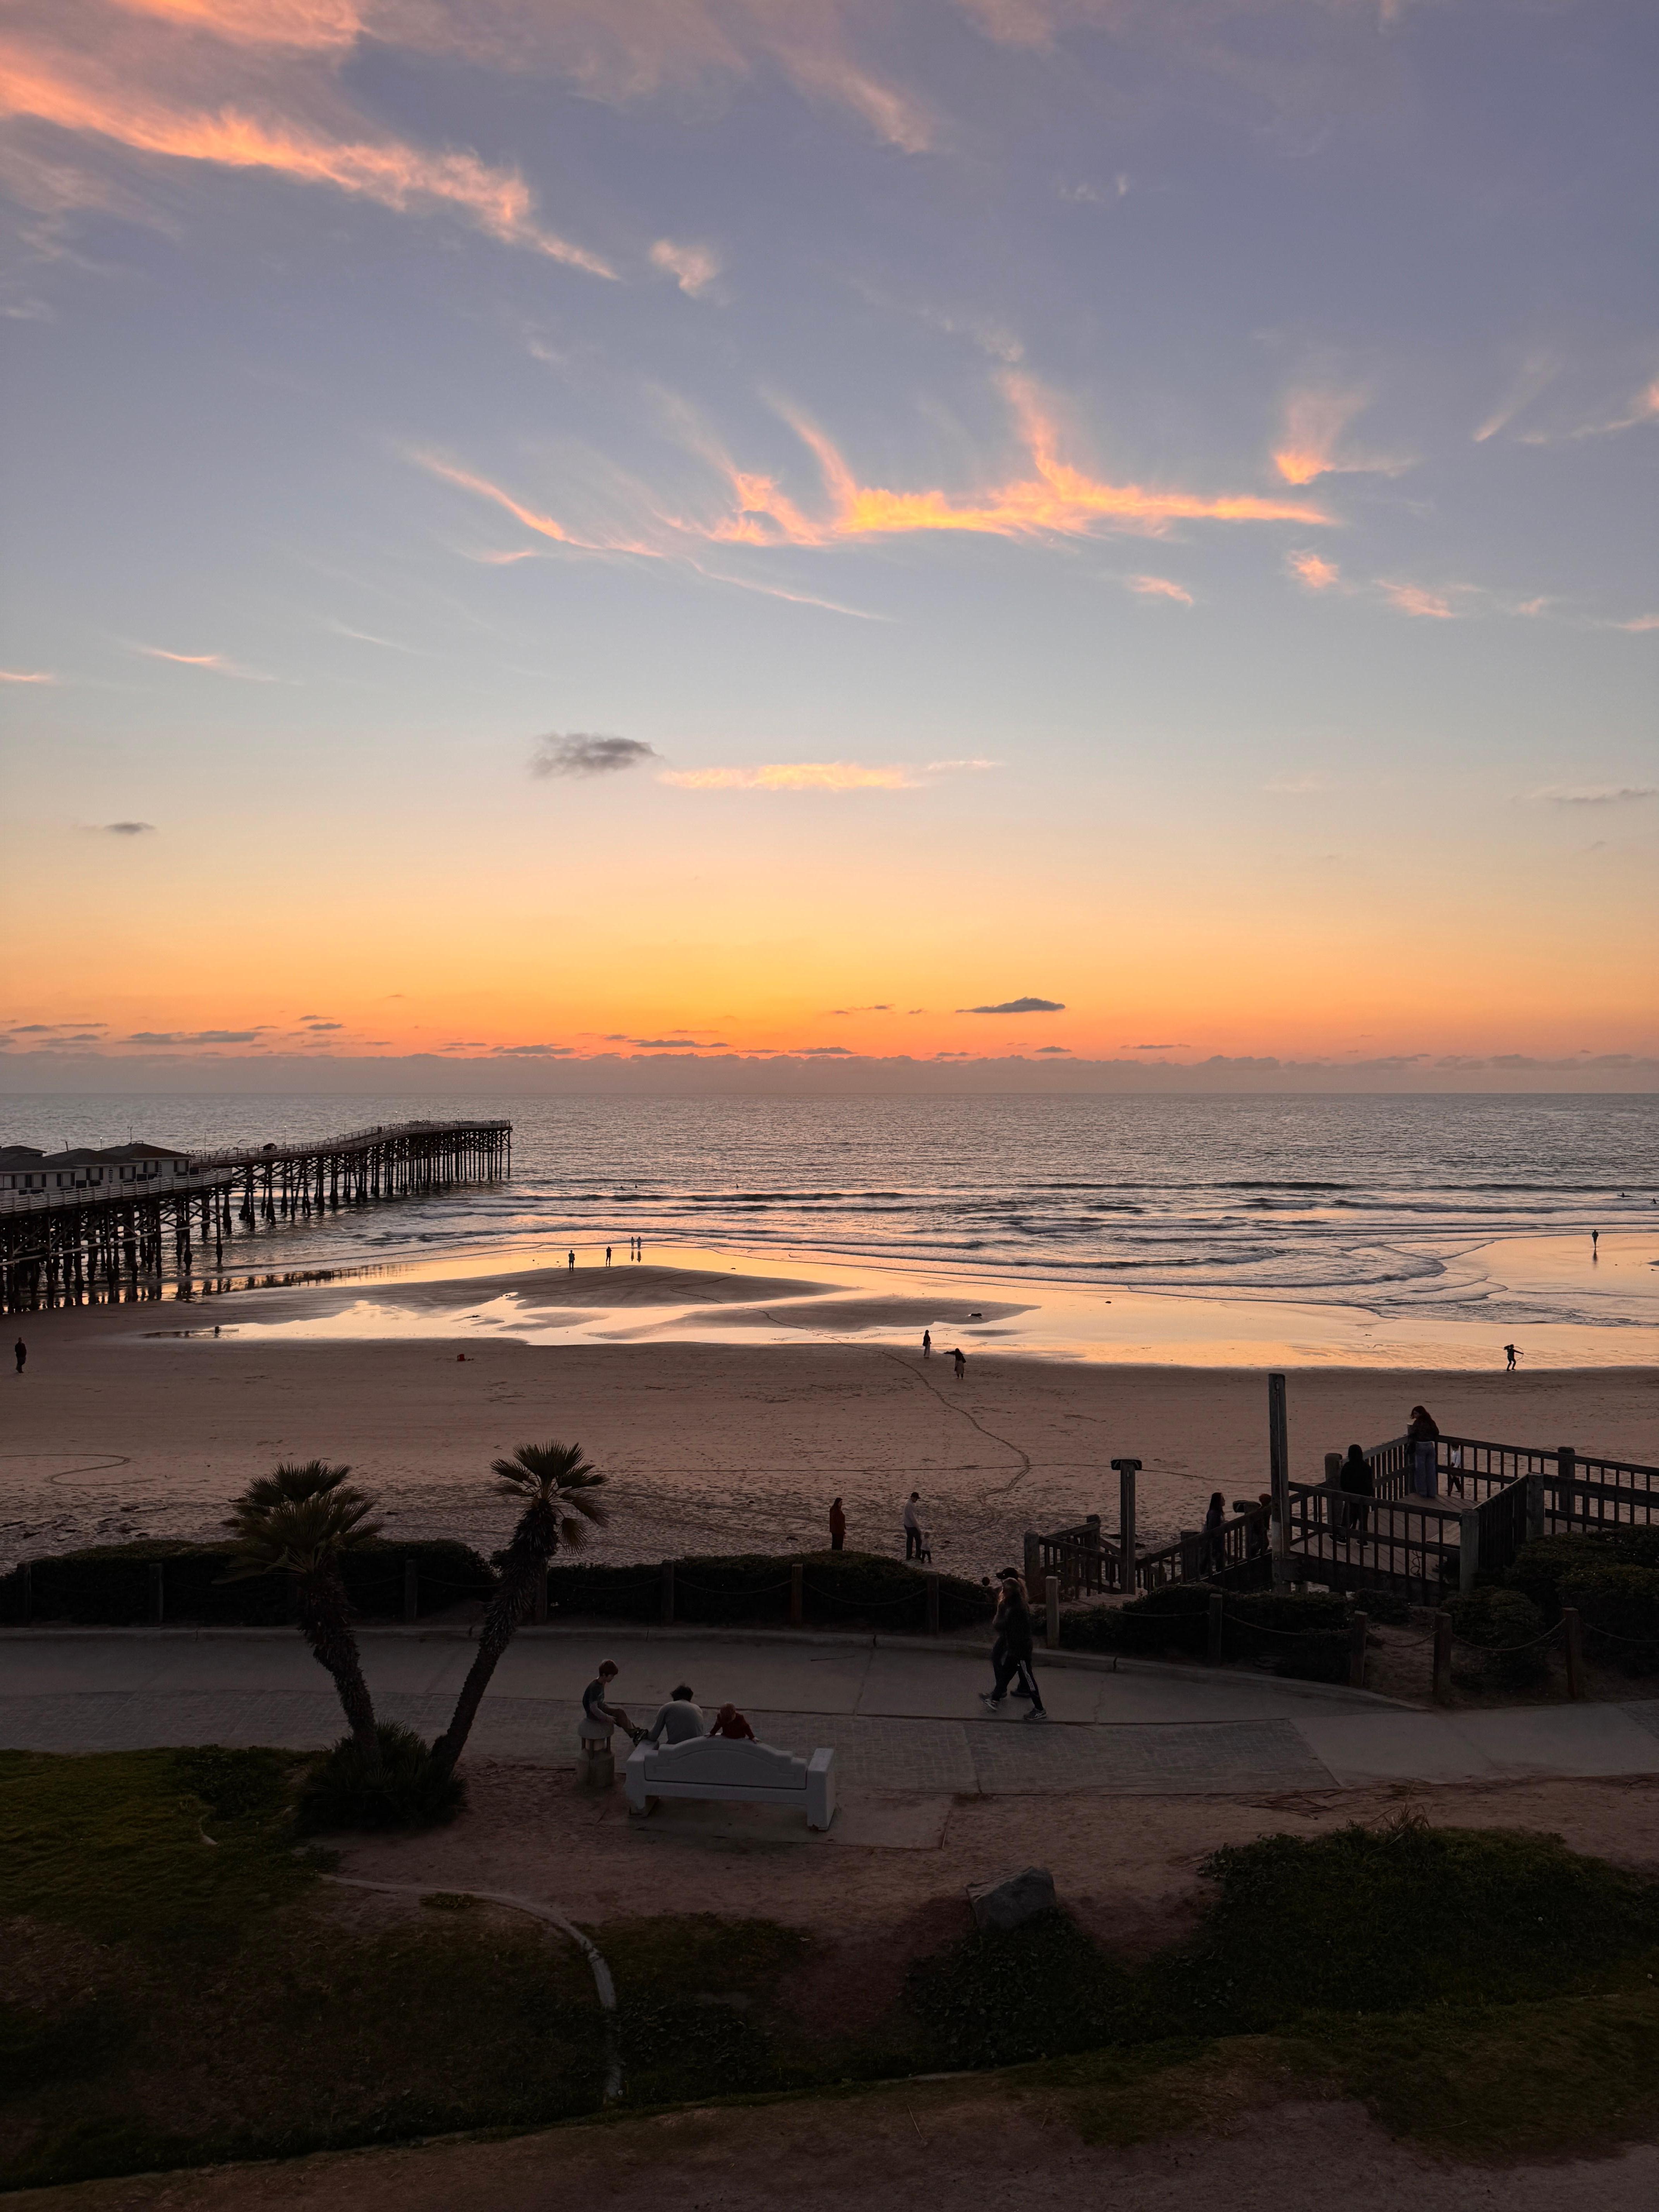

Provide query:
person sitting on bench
left=644, top=1683, right=706, bottom=1745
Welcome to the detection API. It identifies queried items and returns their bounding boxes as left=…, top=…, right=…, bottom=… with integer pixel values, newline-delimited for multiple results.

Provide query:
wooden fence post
left=661, top=1559, right=675, bottom=1627
left=1044, top=1573, right=1060, bottom=1649
left=1556, top=1446, right=1577, bottom=1532
left=790, top=1561, right=804, bottom=1628
left=1563, top=1606, right=1585, bottom=1700
left=150, top=1560, right=165, bottom=1628
left=1268, top=1372, right=1290, bottom=1589
left=1459, top=1507, right=1480, bottom=1595
left=1207, top=1590, right=1224, bottom=1664
left=1432, top=1607, right=1453, bottom=1703
left=1348, top=1609, right=1369, bottom=1690
left=1526, top=1472, right=1545, bottom=1545
left=925, top=1571, right=940, bottom=1636
left=403, top=1556, right=419, bottom=1624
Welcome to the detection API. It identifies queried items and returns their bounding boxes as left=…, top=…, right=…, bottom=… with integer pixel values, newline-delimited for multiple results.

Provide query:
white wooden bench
left=624, top=1735, right=836, bottom=1830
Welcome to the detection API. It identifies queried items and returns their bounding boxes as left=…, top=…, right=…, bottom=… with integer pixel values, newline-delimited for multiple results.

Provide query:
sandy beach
left=4, top=1264, right=1654, bottom=1571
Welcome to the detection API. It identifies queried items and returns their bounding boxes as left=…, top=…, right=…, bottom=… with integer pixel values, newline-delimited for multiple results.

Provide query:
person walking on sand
left=568, top=1249, right=575, bottom=1270
left=13, top=1338, right=24, bottom=1375
left=1407, top=1403, right=1440, bottom=1497
left=829, top=1496, right=847, bottom=1551
left=902, top=1491, right=924, bottom=1560
left=952, top=1347, right=966, bottom=1381
left=606, top=1245, right=612, bottom=1266
left=980, top=1570, right=1046, bottom=1720
left=1504, top=1343, right=1519, bottom=1372
left=922, top=1328, right=932, bottom=1358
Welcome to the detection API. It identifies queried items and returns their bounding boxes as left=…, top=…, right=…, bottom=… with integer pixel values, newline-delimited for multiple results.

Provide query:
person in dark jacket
left=1202, top=1491, right=1227, bottom=1575
left=1407, top=1404, right=1440, bottom=1498
left=829, top=1496, right=846, bottom=1551
left=980, top=1572, right=1046, bottom=1720
left=1337, top=1443, right=1374, bottom=1535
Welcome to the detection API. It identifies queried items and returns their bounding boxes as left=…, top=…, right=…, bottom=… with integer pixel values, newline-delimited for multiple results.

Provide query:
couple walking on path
left=981, top=1569, right=1047, bottom=1721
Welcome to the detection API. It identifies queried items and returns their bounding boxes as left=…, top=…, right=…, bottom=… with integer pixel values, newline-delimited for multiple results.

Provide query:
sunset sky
left=2, top=0, right=1655, bottom=1087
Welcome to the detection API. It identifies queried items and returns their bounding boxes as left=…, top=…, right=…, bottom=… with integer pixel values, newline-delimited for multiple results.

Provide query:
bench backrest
left=642, top=1736, right=806, bottom=1789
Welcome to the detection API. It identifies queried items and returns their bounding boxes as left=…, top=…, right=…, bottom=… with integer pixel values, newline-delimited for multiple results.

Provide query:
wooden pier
left=0, top=1119, right=511, bottom=1313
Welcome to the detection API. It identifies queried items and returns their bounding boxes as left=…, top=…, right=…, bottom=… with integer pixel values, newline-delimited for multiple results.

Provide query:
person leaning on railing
left=1336, top=1444, right=1374, bottom=1534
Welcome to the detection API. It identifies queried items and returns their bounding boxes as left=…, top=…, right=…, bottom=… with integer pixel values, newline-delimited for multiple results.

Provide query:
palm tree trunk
left=431, top=1570, right=536, bottom=1779
left=301, top=1568, right=381, bottom=1770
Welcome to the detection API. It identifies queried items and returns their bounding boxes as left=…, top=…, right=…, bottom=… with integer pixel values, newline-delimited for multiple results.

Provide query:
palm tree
left=431, top=1442, right=608, bottom=1781
left=222, top=1460, right=384, bottom=1770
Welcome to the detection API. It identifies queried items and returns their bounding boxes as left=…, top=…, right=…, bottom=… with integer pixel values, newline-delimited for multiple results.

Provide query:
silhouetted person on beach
left=1592, top=1229, right=1599, bottom=1257
left=1504, top=1343, right=1519, bottom=1371
left=903, top=1491, right=923, bottom=1560
left=922, top=1329, right=931, bottom=1357
left=568, top=1250, right=575, bottom=1270
left=13, top=1338, right=24, bottom=1375
left=952, top=1347, right=966, bottom=1380
left=606, top=1245, right=612, bottom=1266
left=829, top=1496, right=846, bottom=1551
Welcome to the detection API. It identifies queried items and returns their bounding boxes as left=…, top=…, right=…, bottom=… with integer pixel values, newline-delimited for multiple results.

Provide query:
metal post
left=403, top=1556, right=418, bottom=1624
left=1459, top=1507, right=1480, bottom=1594
left=1207, top=1590, right=1224, bottom=1664
left=1111, top=1458, right=1140, bottom=1595
left=1432, top=1607, right=1453, bottom=1703
left=1044, top=1572, right=1060, bottom=1649
left=1348, top=1609, right=1369, bottom=1690
left=661, top=1559, right=675, bottom=1626
left=925, top=1570, right=940, bottom=1636
left=1268, top=1374, right=1290, bottom=1589
left=790, top=1560, right=804, bottom=1628
left=1563, top=1606, right=1585, bottom=1700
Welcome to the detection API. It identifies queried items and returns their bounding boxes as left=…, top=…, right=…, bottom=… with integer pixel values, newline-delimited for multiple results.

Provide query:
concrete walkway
left=4, top=1628, right=1659, bottom=1795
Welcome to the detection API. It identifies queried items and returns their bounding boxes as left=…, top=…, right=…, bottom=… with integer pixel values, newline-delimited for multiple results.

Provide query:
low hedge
left=1448, top=1586, right=1550, bottom=1689
left=547, top=1550, right=995, bottom=1632
left=1560, top=1563, right=1659, bottom=1676
left=0, top=1539, right=495, bottom=1627
left=1506, top=1529, right=1659, bottom=1622
left=1058, top=1586, right=1351, bottom=1681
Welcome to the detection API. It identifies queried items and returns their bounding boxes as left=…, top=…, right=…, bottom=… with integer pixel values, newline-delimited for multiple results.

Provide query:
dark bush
left=1058, top=1587, right=1352, bottom=1679
left=1561, top=1563, right=1659, bottom=1676
left=171, top=1746, right=294, bottom=1825
left=295, top=1723, right=466, bottom=1833
left=905, top=1909, right=1131, bottom=2069
left=1449, top=1587, right=1549, bottom=1689
left=546, top=1550, right=993, bottom=1632
left=2, top=1540, right=494, bottom=1627
left=1506, top=1531, right=1659, bottom=1623
left=1140, top=1818, right=1659, bottom=2039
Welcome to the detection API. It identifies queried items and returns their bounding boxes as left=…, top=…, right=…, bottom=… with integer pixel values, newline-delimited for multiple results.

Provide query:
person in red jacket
left=710, top=1704, right=755, bottom=1740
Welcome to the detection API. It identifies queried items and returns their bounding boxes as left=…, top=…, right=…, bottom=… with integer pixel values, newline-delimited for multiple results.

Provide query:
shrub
left=905, top=1909, right=1131, bottom=2069
left=1058, top=1587, right=1352, bottom=1679
left=295, top=1723, right=465, bottom=1833
left=546, top=1550, right=993, bottom=1632
left=1139, top=1818, right=1659, bottom=2038
left=1561, top=1563, right=1659, bottom=1676
left=1506, top=1530, right=1659, bottom=1623
left=1, top=1540, right=494, bottom=1627
left=1449, top=1587, right=1549, bottom=1689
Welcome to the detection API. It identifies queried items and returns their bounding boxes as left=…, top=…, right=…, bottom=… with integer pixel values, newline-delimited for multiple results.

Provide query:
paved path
left=5, top=1629, right=1659, bottom=1795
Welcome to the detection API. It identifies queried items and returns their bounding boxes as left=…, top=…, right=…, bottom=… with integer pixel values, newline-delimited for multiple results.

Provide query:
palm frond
left=221, top=1463, right=382, bottom=1582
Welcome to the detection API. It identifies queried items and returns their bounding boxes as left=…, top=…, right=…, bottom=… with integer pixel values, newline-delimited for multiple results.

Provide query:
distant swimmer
left=922, top=1329, right=932, bottom=1358
left=953, top=1347, right=966, bottom=1381
left=1504, top=1343, right=1519, bottom=1372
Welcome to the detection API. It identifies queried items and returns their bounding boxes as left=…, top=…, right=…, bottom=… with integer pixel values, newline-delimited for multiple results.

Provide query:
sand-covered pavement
left=5, top=1273, right=1655, bottom=1572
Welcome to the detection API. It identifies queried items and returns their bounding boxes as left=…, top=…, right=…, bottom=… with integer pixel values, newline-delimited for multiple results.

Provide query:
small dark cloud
left=622, top=1036, right=702, bottom=1048
left=299, top=1020, right=343, bottom=1032
left=125, top=1029, right=266, bottom=1044
left=799, top=1045, right=852, bottom=1055
left=531, top=733, right=658, bottom=779
left=1036, top=1045, right=1072, bottom=1054
left=829, top=1003, right=893, bottom=1015
left=90, top=821, right=156, bottom=836
left=490, top=1044, right=575, bottom=1056
left=958, top=996, right=1065, bottom=1015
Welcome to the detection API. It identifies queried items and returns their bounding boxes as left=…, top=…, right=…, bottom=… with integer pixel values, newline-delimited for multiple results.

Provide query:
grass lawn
left=7, top=1753, right=1659, bottom=2190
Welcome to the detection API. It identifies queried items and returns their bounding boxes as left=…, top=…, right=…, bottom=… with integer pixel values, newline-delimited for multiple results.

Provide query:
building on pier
left=0, top=1142, right=191, bottom=1194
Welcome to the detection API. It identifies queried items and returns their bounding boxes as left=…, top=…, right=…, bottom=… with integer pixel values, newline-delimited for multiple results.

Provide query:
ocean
left=5, top=1091, right=1656, bottom=1349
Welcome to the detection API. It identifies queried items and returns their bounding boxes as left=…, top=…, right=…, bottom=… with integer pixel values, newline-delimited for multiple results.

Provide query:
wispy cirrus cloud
left=1571, top=377, right=1659, bottom=440
left=0, top=666, right=56, bottom=682
left=1286, top=549, right=1343, bottom=593
left=1120, top=573, right=1192, bottom=605
left=1531, top=785, right=1655, bottom=806
left=650, top=238, right=722, bottom=297
left=423, top=374, right=1328, bottom=584
left=1273, top=386, right=1410, bottom=486
left=1473, top=352, right=1560, bottom=443
left=133, top=643, right=274, bottom=677
left=1375, top=579, right=1462, bottom=620
left=660, top=761, right=918, bottom=791
left=0, top=7, right=613, bottom=273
